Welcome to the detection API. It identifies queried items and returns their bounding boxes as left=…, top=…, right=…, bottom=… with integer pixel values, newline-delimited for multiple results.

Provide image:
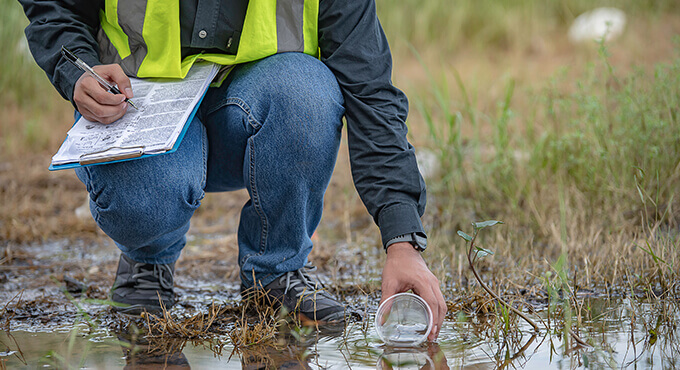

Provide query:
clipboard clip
left=79, top=146, right=145, bottom=165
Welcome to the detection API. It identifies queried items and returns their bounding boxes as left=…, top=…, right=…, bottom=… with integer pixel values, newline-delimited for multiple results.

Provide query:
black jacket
left=19, top=0, right=427, bottom=247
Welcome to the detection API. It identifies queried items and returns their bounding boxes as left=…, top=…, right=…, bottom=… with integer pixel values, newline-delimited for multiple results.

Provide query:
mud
left=2, top=237, right=680, bottom=368
left=2, top=297, right=679, bottom=368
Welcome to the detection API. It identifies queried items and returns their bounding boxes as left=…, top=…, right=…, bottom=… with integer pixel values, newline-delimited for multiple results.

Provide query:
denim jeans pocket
left=205, top=97, right=262, bottom=136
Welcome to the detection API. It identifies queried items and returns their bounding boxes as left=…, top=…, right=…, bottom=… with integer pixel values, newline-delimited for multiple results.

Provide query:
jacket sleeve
left=19, top=0, right=103, bottom=104
left=318, top=0, right=427, bottom=247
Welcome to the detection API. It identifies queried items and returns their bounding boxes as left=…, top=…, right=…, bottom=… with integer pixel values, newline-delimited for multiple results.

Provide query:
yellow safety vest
left=97, top=0, right=319, bottom=78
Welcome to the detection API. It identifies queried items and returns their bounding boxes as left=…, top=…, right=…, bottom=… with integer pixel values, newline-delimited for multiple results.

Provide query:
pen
left=61, top=46, right=141, bottom=111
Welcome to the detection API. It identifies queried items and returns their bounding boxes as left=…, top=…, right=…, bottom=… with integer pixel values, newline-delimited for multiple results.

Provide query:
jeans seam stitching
left=200, top=122, right=208, bottom=192
left=82, top=166, right=103, bottom=224
left=243, top=137, right=269, bottom=272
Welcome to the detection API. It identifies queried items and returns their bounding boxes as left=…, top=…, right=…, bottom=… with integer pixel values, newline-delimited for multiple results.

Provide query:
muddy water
left=1, top=298, right=678, bottom=369
left=2, top=240, right=679, bottom=368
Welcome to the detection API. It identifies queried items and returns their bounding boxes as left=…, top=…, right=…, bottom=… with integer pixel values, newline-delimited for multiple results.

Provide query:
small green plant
left=458, top=220, right=592, bottom=349
left=458, top=220, right=540, bottom=333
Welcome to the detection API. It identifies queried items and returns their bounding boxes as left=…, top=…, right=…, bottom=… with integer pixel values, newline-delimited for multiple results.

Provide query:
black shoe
left=252, top=264, right=346, bottom=324
left=110, top=254, right=175, bottom=315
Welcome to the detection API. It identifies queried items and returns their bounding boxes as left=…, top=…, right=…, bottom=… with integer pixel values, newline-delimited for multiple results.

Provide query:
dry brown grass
left=143, top=301, right=233, bottom=341
left=0, top=157, right=99, bottom=244
left=1, top=9, right=679, bottom=366
left=138, top=285, right=287, bottom=357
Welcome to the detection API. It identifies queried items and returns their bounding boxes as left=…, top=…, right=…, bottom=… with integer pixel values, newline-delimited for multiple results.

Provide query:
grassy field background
left=1, top=0, right=679, bottom=301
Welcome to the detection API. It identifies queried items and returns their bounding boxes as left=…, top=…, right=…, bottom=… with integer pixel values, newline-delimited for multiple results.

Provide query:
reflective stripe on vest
left=97, top=0, right=319, bottom=78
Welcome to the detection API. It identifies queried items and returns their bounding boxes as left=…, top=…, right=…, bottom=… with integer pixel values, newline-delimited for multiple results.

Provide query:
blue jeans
left=75, top=53, right=345, bottom=288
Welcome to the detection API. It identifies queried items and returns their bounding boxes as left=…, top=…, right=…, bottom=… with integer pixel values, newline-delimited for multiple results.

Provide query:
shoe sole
left=112, top=303, right=167, bottom=316
left=296, top=311, right=347, bottom=326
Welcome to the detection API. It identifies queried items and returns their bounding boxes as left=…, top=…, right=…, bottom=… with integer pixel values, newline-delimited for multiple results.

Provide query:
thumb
left=94, top=64, right=133, bottom=98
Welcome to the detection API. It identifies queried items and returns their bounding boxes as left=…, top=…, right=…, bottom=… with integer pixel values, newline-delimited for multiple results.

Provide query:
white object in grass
left=568, top=7, right=626, bottom=43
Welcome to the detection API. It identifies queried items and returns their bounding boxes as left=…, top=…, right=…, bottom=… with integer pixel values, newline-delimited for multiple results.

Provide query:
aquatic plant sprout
left=375, top=293, right=433, bottom=346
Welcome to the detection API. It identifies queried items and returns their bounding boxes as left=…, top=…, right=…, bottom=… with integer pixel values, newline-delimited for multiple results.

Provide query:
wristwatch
left=385, top=232, right=427, bottom=253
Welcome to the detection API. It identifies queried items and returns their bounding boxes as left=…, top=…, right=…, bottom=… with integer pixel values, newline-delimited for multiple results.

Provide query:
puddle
left=2, top=239, right=678, bottom=368
left=2, top=298, right=678, bottom=369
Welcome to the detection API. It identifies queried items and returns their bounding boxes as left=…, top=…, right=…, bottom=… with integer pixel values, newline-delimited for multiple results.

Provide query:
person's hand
left=73, top=64, right=133, bottom=124
left=423, top=342, right=449, bottom=370
left=381, top=242, right=447, bottom=342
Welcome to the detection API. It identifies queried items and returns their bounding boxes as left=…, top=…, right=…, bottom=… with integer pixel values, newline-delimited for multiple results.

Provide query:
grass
left=416, top=43, right=680, bottom=289
left=0, top=0, right=73, bottom=159
left=0, top=0, right=48, bottom=105
left=376, top=0, right=680, bottom=55
left=412, top=41, right=680, bottom=353
left=429, top=43, right=678, bottom=363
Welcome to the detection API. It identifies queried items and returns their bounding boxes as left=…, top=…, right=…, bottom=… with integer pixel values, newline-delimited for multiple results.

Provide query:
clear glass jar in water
left=377, top=348, right=434, bottom=369
left=375, top=293, right=433, bottom=346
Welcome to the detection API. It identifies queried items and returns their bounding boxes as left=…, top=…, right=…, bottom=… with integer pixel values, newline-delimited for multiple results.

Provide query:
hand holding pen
left=63, top=46, right=141, bottom=124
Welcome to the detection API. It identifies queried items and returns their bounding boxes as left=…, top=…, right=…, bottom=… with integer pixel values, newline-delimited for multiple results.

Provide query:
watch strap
left=385, top=232, right=427, bottom=252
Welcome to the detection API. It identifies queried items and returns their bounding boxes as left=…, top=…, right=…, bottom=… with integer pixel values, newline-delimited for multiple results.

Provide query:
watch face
left=413, top=233, right=427, bottom=251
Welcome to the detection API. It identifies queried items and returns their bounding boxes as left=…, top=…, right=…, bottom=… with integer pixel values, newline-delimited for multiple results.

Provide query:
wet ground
left=2, top=297, right=679, bottom=369
left=2, top=238, right=679, bottom=369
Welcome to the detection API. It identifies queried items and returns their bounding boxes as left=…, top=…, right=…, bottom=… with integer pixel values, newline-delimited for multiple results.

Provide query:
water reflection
left=119, top=334, right=190, bottom=369
left=493, top=333, right=537, bottom=369
left=234, top=324, right=346, bottom=369
left=2, top=298, right=680, bottom=368
left=238, top=342, right=312, bottom=369
left=377, top=343, right=448, bottom=370
left=118, top=323, right=349, bottom=369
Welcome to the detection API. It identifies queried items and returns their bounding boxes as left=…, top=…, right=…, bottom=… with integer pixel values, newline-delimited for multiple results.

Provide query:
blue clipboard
left=48, top=90, right=208, bottom=171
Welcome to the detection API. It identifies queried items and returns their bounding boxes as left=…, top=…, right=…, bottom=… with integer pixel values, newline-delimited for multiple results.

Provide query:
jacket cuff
left=55, top=52, right=100, bottom=107
left=377, top=203, right=426, bottom=248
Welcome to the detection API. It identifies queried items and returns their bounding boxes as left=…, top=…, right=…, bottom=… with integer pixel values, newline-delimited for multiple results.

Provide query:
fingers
left=81, top=76, right=127, bottom=105
left=411, top=275, right=446, bottom=342
left=77, top=100, right=127, bottom=124
left=95, top=64, right=134, bottom=99
left=73, top=64, right=132, bottom=124
left=430, top=282, right=447, bottom=341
